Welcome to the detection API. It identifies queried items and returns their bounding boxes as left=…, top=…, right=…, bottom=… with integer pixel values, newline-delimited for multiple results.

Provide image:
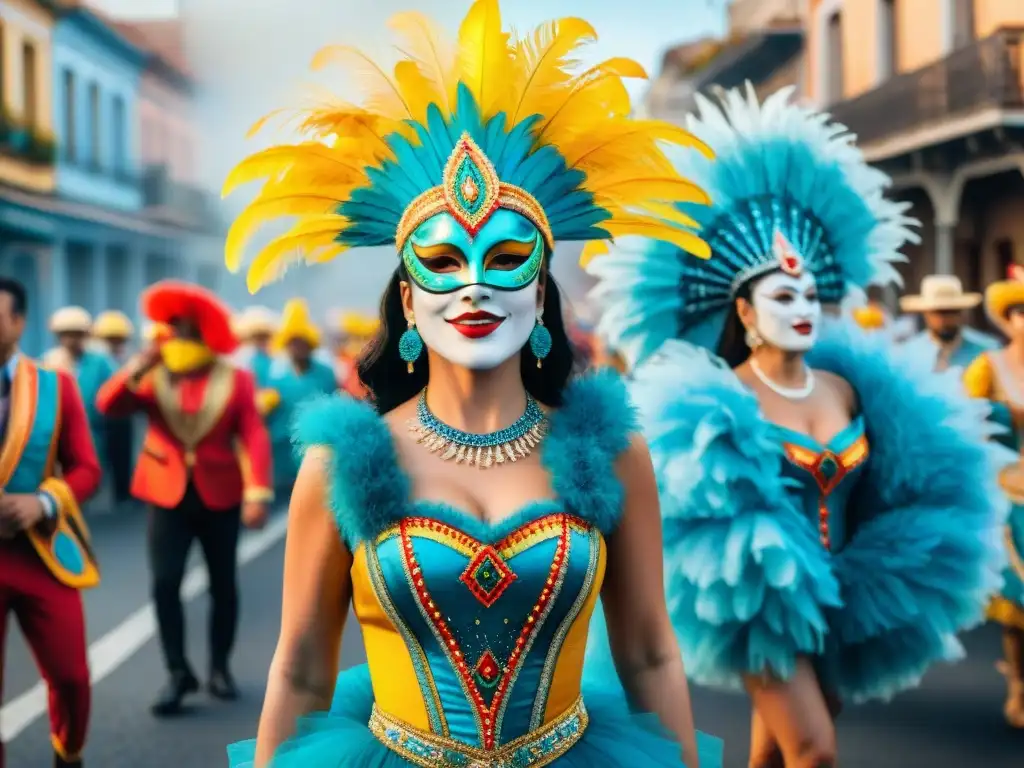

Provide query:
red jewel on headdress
left=773, top=230, right=803, bottom=276
left=1009, top=263, right=1024, bottom=282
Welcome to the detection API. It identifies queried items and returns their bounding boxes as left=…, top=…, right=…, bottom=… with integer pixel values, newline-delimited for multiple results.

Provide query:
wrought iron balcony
left=142, top=164, right=224, bottom=233
left=0, top=116, right=56, bottom=165
left=828, top=28, right=1024, bottom=148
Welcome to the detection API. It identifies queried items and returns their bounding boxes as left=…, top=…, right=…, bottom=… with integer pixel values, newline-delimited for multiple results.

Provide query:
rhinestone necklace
left=409, top=390, right=547, bottom=468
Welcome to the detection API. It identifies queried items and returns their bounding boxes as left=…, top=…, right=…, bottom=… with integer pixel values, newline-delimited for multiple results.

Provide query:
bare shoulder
left=732, top=360, right=756, bottom=388
left=813, top=369, right=858, bottom=414
left=614, top=432, right=653, bottom=480
left=383, top=396, right=418, bottom=432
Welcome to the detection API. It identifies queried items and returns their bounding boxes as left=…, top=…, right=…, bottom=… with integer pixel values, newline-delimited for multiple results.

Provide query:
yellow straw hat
left=273, top=299, right=320, bottom=350
left=49, top=306, right=93, bottom=334
left=339, top=311, right=379, bottom=339
left=985, top=264, right=1024, bottom=331
left=852, top=305, right=886, bottom=330
left=92, top=310, right=135, bottom=339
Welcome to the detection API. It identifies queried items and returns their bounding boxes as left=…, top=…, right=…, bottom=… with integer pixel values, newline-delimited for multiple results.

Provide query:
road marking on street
left=0, top=513, right=289, bottom=742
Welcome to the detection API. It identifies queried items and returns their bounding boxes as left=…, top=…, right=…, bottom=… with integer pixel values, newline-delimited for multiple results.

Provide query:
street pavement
left=1, top=510, right=1020, bottom=767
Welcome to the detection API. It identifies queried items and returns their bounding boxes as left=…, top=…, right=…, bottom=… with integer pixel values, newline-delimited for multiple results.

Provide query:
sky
left=89, top=0, right=727, bottom=314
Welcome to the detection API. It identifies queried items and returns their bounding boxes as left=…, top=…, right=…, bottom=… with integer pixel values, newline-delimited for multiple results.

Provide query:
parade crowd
left=1, top=1, right=1023, bottom=765
left=0, top=279, right=385, bottom=767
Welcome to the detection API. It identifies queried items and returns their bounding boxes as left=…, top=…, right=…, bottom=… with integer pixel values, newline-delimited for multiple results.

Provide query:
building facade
left=808, top=0, right=1024, bottom=316
left=53, top=6, right=143, bottom=210
left=119, top=20, right=223, bottom=298
left=0, top=7, right=225, bottom=357
left=645, top=0, right=805, bottom=123
left=0, top=0, right=56, bottom=354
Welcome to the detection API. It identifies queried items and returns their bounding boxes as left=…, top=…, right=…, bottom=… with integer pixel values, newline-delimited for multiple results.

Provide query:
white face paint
left=750, top=270, right=821, bottom=352
left=409, top=279, right=539, bottom=370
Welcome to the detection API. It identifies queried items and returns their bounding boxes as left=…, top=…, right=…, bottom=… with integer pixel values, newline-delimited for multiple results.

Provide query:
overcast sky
left=89, top=0, right=726, bottom=316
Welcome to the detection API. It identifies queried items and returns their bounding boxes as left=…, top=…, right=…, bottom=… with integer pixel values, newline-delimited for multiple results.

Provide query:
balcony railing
left=0, top=116, right=57, bottom=165
left=142, top=164, right=224, bottom=233
left=829, top=28, right=1024, bottom=148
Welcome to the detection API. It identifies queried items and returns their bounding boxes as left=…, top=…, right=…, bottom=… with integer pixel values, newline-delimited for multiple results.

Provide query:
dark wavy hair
left=358, top=264, right=577, bottom=413
left=717, top=267, right=839, bottom=367
left=716, top=273, right=764, bottom=369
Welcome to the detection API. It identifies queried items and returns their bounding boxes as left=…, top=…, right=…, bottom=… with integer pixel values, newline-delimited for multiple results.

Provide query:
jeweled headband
left=396, top=133, right=553, bottom=253
left=586, top=84, right=920, bottom=367
left=222, top=0, right=715, bottom=293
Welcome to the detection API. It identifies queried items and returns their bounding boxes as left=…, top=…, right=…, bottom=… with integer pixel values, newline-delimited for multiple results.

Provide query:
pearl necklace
left=749, top=358, right=816, bottom=400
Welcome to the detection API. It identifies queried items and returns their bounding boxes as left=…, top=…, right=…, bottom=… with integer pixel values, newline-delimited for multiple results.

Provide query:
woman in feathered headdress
left=586, top=84, right=1008, bottom=766
left=222, top=2, right=722, bottom=766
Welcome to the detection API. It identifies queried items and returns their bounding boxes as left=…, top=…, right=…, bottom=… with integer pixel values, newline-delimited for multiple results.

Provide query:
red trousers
left=0, top=538, right=90, bottom=766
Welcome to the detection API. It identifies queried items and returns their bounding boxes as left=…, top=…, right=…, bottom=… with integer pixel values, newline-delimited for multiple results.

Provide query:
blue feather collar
left=292, top=370, right=638, bottom=547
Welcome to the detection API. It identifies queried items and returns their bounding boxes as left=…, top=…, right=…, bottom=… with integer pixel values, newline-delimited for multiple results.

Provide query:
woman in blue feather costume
left=586, top=84, right=1008, bottom=767
left=217, top=1, right=725, bottom=766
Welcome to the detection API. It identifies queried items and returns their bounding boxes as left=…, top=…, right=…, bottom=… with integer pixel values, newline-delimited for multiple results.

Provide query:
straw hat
left=273, top=299, right=321, bottom=350
left=235, top=306, right=279, bottom=340
left=339, top=311, right=379, bottom=338
left=852, top=305, right=886, bottom=330
left=49, top=306, right=93, bottom=334
left=92, top=310, right=135, bottom=339
left=985, top=264, right=1024, bottom=331
left=899, top=275, right=981, bottom=313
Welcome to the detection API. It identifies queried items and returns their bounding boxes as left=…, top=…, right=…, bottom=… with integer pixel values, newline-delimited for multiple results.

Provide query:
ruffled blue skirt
left=227, top=665, right=723, bottom=767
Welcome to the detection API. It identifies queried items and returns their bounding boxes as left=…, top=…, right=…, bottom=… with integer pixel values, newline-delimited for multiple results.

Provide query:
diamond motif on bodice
left=473, top=648, right=502, bottom=689
left=461, top=546, right=516, bottom=607
left=397, top=514, right=576, bottom=750
left=817, top=453, right=839, bottom=482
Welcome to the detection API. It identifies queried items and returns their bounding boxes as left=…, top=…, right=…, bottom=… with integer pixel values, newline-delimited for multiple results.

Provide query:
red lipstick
left=793, top=321, right=814, bottom=336
left=447, top=310, right=505, bottom=339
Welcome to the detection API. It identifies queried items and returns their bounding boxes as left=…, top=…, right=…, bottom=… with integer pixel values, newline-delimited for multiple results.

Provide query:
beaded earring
left=399, top=317, right=424, bottom=373
left=744, top=326, right=763, bottom=349
left=529, top=314, right=552, bottom=368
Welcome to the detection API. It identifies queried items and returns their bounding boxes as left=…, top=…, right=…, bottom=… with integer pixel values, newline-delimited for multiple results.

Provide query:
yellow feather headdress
left=223, top=0, right=713, bottom=293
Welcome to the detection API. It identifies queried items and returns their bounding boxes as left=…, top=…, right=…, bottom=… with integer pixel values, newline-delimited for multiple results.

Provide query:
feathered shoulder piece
left=626, top=339, right=840, bottom=689
left=807, top=320, right=1009, bottom=703
left=586, top=84, right=919, bottom=367
left=222, top=0, right=714, bottom=292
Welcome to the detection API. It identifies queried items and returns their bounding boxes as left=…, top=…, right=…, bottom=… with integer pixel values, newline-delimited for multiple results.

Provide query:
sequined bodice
left=350, top=501, right=605, bottom=752
left=773, top=416, right=869, bottom=550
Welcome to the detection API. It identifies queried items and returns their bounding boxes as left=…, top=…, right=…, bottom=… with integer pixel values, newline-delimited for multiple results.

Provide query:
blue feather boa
left=626, top=320, right=1009, bottom=703
left=290, top=370, right=639, bottom=547
left=621, top=340, right=841, bottom=692
left=809, top=321, right=1009, bottom=702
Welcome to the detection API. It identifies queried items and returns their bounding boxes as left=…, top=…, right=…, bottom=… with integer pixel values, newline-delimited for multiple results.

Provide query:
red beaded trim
left=783, top=440, right=869, bottom=551
left=460, top=546, right=516, bottom=607
left=399, top=516, right=571, bottom=750
left=817, top=500, right=831, bottom=550
left=396, top=513, right=584, bottom=551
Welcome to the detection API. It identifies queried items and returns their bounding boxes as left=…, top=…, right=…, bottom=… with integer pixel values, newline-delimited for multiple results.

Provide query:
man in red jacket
left=96, top=280, right=272, bottom=717
left=0, top=277, right=102, bottom=768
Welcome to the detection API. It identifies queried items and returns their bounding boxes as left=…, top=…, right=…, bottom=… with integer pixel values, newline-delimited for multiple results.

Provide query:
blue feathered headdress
left=586, top=84, right=919, bottom=366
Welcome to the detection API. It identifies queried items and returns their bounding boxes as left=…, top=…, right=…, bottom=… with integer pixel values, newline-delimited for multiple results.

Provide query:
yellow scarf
left=161, top=339, right=215, bottom=374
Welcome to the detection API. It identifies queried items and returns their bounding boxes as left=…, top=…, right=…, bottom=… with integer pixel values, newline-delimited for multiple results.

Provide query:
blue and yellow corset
left=351, top=507, right=604, bottom=765
left=775, top=416, right=869, bottom=551
left=297, top=371, right=638, bottom=767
